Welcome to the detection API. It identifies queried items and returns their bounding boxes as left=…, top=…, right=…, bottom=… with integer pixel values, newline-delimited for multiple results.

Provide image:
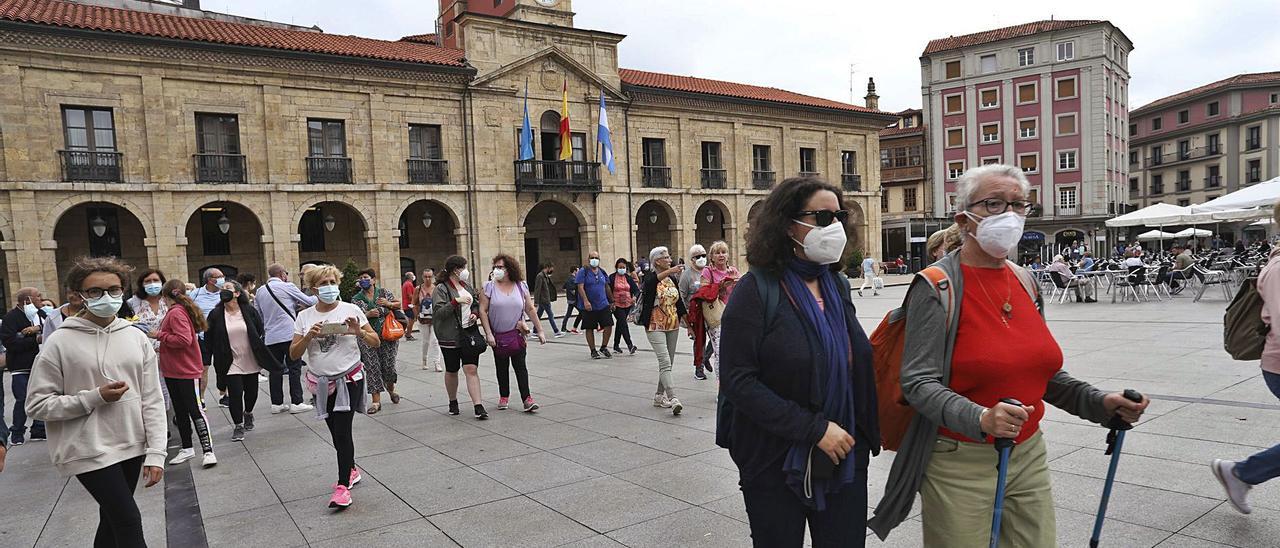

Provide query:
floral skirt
left=357, top=338, right=399, bottom=394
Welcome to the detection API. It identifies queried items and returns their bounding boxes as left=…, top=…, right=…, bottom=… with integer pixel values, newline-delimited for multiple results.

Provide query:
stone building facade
left=0, top=0, right=892, bottom=305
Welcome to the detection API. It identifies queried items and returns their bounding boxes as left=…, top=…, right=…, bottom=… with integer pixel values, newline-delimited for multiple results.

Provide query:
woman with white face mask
left=432, top=255, right=488, bottom=419
left=718, top=177, right=875, bottom=546
left=478, top=254, right=545, bottom=412
left=678, top=244, right=710, bottom=378
left=870, top=164, right=1150, bottom=545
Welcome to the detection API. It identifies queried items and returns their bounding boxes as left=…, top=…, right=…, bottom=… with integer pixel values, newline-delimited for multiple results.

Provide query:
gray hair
left=202, top=268, right=222, bottom=283
left=267, top=263, right=287, bottom=278
left=688, top=244, right=706, bottom=259
left=955, top=164, right=1031, bottom=212
left=649, top=246, right=671, bottom=265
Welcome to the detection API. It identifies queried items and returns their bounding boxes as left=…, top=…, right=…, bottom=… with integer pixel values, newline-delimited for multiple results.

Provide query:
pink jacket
left=1258, top=250, right=1280, bottom=374
left=155, top=306, right=204, bottom=379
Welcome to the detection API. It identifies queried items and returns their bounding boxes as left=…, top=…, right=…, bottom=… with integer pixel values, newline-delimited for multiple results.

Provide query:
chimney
left=183, top=0, right=200, bottom=9
left=864, top=77, right=879, bottom=111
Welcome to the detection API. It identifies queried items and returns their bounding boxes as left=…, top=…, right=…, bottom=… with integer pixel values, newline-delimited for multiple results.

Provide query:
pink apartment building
left=921, top=20, right=1133, bottom=260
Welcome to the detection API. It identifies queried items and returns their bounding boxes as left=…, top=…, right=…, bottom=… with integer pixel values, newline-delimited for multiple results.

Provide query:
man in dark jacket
left=0, top=287, right=47, bottom=445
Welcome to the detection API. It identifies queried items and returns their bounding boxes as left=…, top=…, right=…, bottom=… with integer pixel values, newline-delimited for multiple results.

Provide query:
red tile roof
left=923, top=20, right=1103, bottom=55
left=880, top=126, right=924, bottom=138
left=0, top=0, right=467, bottom=67
left=1132, top=72, right=1280, bottom=115
left=619, top=68, right=890, bottom=115
left=399, top=33, right=437, bottom=45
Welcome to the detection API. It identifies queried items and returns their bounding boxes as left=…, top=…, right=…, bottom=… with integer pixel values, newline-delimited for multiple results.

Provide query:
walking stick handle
left=993, top=398, right=1023, bottom=451
left=1106, top=389, right=1144, bottom=431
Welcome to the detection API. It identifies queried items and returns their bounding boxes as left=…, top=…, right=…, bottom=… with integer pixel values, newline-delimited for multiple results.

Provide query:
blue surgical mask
left=589, top=258, right=600, bottom=268
left=144, top=282, right=162, bottom=296
left=213, top=277, right=225, bottom=286
left=85, top=294, right=123, bottom=318
left=617, top=268, right=627, bottom=275
left=316, top=285, right=340, bottom=304
left=40, top=305, right=54, bottom=316
left=23, top=303, right=37, bottom=319
left=357, top=279, right=372, bottom=289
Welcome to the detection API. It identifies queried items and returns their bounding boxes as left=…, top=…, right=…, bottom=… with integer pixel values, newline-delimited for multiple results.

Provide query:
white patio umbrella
left=1136, top=229, right=1179, bottom=241
left=1193, top=175, right=1280, bottom=212
left=1172, top=227, right=1212, bottom=238
left=1105, top=203, right=1191, bottom=227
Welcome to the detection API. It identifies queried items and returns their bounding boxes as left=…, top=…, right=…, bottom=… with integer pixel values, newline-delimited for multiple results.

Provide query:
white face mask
left=84, top=294, right=123, bottom=319
left=694, top=257, right=708, bottom=268
left=23, top=303, right=38, bottom=321
left=457, top=269, right=470, bottom=283
left=316, top=284, right=340, bottom=304
left=791, top=220, right=847, bottom=265
left=491, top=268, right=506, bottom=281
left=617, top=268, right=627, bottom=275
left=963, top=211, right=1027, bottom=258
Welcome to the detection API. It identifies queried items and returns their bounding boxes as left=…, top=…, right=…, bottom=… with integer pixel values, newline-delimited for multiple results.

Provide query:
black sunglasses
left=794, top=209, right=849, bottom=227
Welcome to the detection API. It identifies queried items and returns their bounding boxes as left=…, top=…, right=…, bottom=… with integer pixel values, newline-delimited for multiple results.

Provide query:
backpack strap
left=750, top=267, right=781, bottom=330
left=916, top=266, right=955, bottom=332
left=1005, top=261, right=1043, bottom=315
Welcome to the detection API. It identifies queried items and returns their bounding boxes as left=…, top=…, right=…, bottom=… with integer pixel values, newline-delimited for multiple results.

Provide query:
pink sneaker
left=328, top=484, right=352, bottom=508
left=523, top=397, right=540, bottom=412
left=497, top=397, right=510, bottom=410
left=349, top=467, right=362, bottom=488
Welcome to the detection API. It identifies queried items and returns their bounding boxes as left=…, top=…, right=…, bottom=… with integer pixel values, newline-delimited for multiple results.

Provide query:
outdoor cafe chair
left=1192, top=264, right=1233, bottom=302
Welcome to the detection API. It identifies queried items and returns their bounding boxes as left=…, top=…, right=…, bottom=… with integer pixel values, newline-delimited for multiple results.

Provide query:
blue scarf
left=781, top=257, right=857, bottom=510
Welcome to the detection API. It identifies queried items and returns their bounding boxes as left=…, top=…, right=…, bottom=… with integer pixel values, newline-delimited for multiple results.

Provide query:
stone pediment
left=470, top=46, right=625, bottom=100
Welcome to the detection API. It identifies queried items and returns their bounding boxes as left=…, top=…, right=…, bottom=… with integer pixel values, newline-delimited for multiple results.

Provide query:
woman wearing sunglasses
left=869, top=164, right=1149, bottom=545
left=719, top=177, right=878, bottom=547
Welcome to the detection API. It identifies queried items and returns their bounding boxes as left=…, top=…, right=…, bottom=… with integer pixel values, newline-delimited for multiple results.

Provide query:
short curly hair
left=65, top=256, right=134, bottom=295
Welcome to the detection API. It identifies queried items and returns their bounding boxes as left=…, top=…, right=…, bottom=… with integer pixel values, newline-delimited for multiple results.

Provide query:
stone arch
left=397, top=199, right=462, bottom=279
left=635, top=199, right=680, bottom=262
left=181, top=200, right=268, bottom=282
left=693, top=198, right=731, bottom=244
left=295, top=200, right=372, bottom=269
left=523, top=199, right=584, bottom=273
left=290, top=194, right=376, bottom=236
left=44, top=194, right=157, bottom=242
left=516, top=195, right=590, bottom=229
left=52, top=202, right=150, bottom=292
left=390, top=194, right=465, bottom=230
left=174, top=194, right=270, bottom=238
left=847, top=200, right=868, bottom=251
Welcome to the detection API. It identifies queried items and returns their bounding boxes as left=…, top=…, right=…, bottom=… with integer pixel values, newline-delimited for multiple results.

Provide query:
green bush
left=339, top=258, right=361, bottom=301
left=848, top=249, right=864, bottom=278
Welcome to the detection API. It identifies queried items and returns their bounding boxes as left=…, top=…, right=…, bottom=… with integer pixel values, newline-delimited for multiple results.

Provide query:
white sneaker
left=271, top=404, right=290, bottom=414
left=290, top=403, right=315, bottom=414
left=168, top=448, right=196, bottom=465
left=670, top=398, right=683, bottom=416
left=653, top=394, right=672, bottom=408
left=554, top=332, right=565, bottom=338
left=435, top=363, right=444, bottom=372
left=202, top=452, right=218, bottom=468
left=1212, top=459, right=1253, bottom=514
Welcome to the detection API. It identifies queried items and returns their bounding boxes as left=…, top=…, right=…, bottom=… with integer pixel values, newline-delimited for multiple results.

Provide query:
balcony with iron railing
left=1150, top=184, right=1165, bottom=195
left=751, top=170, right=775, bottom=190
left=307, top=157, right=352, bottom=184
left=641, top=166, right=671, bottom=188
left=700, top=168, right=726, bottom=189
left=1247, top=138, right=1262, bottom=151
left=881, top=165, right=923, bottom=183
left=798, top=171, right=821, bottom=178
left=1175, top=178, right=1192, bottom=192
left=514, top=159, right=601, bottom=193
left=59, top=150, right=122, bottom=182
left=407, top=158, right=448, bottom=184
left=841, top=173, right=862, bottom=192
left=1205, top=175, right=1222, bottom=188
left=193, top=153, right=246, bottom=183
left=1141, top=146, right=1222, bottom=168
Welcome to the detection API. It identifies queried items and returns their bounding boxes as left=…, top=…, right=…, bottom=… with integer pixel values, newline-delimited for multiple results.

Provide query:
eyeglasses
left=80, top=286, right=125, bottom=299
left=970, top=198, right=1033, bottom=215
left=794, top=209, right=850, bottom=227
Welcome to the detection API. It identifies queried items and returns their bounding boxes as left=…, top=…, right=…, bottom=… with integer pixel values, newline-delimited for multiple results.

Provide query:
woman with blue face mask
left=126, top=269, right=168, bottom=352
left=350, top=268, right=401, bottom=414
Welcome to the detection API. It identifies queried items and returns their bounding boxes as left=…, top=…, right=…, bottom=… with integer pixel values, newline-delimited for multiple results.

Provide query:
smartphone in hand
left=320, top=322, right=348, bottom=335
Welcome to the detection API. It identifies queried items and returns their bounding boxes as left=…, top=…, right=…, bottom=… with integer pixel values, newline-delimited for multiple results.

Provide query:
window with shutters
left=944, top=94, right=963, bottom=114
left=1058, top=186, right=1078, bottom=214
left=1018, top=154, right=1039, bottom=173
left=946, top=127, right=964, bottom=148
left=947, top=160, right=965, bottom=180
left=701, top=141, right=722, bottom=169
left=1017, top=82, right=1037, bottom=104
left=1056, top=113, right=1077, bottom=136
left=981, top=156, right=1001, bottom=165
left=944, top=60, right=961, bottom=79
left=979, top=88, right=999, bottom=109
left=1018, top=118, right=1037, bottom=139
left=307, top=119, right=346, bottom=157
left=799, top=147, right=818, bottom=175
left=979, top=54, right=997, bottom=74
left=642, top=138, right=666, bottom=166
left=1055, top=77, right=1077, bottom=100
left=980, top=123, right=1000, bottom=143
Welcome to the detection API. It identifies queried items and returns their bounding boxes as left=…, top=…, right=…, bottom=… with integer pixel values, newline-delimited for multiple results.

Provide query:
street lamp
left=548, top=212, right=558, bottom=226
left=421, top=211, right=433, bottom=229
left=323, top=213, right=336, bottom=232
left=649, top=210, right=658, bottom=224
left=217, top=212, right=231, bottom=235
left=704, top=210, right=715, bottom=223
left=90, top=215, right=108, bottom=238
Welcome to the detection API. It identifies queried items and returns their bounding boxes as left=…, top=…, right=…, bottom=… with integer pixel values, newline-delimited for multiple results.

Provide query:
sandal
left=367, top=402, right=381, bottom=415
left=390, top=392, right=401, bottom=404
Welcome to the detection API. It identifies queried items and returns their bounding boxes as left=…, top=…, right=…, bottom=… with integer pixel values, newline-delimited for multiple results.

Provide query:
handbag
left=492, top=329, right=527, bottom=358
left=701, top=299, right=724, bottom=329
left=381, top=313, right=405, bottom=342
left=454, top=286, right=487, bottom=354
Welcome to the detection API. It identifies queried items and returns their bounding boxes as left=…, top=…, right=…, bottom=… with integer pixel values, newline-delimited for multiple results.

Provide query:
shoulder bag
left=454, top=284, right=487, bottom=354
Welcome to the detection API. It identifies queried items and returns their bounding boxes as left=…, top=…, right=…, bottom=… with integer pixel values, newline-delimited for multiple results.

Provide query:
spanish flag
left=558, top=78, right=572, bottom=161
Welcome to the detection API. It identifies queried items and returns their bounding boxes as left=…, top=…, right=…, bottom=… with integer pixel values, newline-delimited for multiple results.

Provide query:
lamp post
left=548, top=212, right=558, bottom=226
left=649, top=210, right=658, bottom=224
left=217, top=212, right=231, bottom=235
left=90, top=215, right=108, bottom=238
left=422, top=211, right=433, bottom=229
left=323, top=213, right=336, bottom=232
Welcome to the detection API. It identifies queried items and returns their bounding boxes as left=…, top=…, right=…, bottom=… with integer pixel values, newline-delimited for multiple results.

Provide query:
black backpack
left=1225, top=278, right=1269, bottom=360
left=715, top=267, right=852, bottom=449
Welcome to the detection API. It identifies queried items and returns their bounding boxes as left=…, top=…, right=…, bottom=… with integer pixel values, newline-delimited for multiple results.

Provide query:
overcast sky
left=215, top=0, right=1280, bottom=113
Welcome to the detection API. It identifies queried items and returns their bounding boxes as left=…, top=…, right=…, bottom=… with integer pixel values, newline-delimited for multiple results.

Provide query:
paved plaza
left=0, top=282, right=1274, bottom=547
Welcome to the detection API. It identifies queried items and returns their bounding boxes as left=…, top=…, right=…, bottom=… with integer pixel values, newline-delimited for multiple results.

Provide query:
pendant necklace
left=972, top=265, right=1014, bottom=327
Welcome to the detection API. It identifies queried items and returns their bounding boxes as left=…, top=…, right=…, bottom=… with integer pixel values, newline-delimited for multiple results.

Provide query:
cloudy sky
left=214, top=0, right=1279, bottom=113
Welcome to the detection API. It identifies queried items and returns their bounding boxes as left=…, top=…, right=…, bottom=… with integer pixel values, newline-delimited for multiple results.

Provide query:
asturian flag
left=518, top=77, right=534, bottom=161
left=597, top=89, right=615, bottom=174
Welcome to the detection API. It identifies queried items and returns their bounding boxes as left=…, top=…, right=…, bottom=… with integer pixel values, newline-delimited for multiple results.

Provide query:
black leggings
left=225, top=373, right=259, bottom=426
left=326, top=378, right=363, bottom=487
left=440, top=346, right=481, bottom=373
left=560, top=301, right=582, bottom=331
left=164, top=377, right=212, bottom=453
left=493, top=349, right=531, bottom=400
left=76, top=455, right=146, bottom=548
left=612, top=306, right=633, bottom=349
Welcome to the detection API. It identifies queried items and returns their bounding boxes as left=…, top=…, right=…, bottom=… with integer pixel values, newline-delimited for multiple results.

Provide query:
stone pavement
left=1, top=283, right=1276, bottom=547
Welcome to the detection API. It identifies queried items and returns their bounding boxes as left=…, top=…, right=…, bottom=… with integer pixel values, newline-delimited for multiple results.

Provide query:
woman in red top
left=150, top=279, right=217, bottom=468
left=870, top=164, right=1149, bottom=545
left=607, top=258, right=639, bottom=355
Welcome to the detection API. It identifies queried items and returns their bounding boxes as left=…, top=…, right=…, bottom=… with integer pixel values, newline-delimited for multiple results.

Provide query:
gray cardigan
left=868, top=251, right=1111, bottom=539
left=431, top=279, right=479, bottom=347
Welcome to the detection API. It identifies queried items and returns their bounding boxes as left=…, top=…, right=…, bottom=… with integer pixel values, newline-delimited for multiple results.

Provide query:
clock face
left=535, top=0, right=559, bottom=6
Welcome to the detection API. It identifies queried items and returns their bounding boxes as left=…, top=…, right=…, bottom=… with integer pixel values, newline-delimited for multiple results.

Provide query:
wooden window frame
left=1054, top=76, right=1078, bottom=101
left=944, top=93, right=964, bottom=115
left=1016, top=82, right=1038, bottom=105
left=1055, top=113, right=1078, bottom=137
left=979, top=87, right=1000, bottom=110
left=1017, top=117, right=1038, bottom=140
left=945, top=127, right=965, bottom=149
left=1018, top=153, right=1040, bottom=174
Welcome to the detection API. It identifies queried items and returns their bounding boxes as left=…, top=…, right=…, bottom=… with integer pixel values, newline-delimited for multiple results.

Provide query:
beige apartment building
left=1128, top=72, right=1280, bottom=216
left=0, top=0, right=893, bottom=304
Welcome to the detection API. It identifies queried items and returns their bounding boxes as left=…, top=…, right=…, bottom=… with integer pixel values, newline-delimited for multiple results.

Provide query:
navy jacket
left=0, top=307, right=40, bottom=372
left=718, top=272, right=879, bottom=486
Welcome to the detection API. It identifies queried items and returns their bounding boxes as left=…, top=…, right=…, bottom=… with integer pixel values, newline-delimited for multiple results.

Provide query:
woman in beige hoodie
left=26, top=256, right=166, bottom=547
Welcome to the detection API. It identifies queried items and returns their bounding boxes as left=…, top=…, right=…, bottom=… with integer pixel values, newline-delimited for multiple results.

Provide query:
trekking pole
left=1089, top=389, right=1145, bottom=548
left=989, top=397, right=1022, bottom=548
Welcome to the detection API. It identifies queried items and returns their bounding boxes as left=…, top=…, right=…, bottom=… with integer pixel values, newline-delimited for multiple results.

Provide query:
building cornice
left=624, top=87, right=898, bottom=127
left=1130, top=106, right=1280, bottom=146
